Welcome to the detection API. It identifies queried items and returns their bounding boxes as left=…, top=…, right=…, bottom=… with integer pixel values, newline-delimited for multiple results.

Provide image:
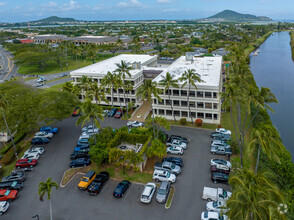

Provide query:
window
left=159, top=109, right=165, bottom=115
left=191, top=112, right=196, bottom=117
left=205, top=103, right=212, bottom=109
left=174, top=111, right=180, bottom=116
left=107, top=97, right=111, bottom=102
left=165, top=89, right=171, bottom=95
left=181, top=101, right=187, bottom=107
left=173, top=90, right=179, bottom=96
left=113, top=97, right=118, bottom=102
left=93, top=78, right=98, bottom=83
left=166, top=100, right=171, bottom=105
left=213, top=103, right=218, bottom=109
left=166, top=110, right=172, bottom=116
left=154, top=109, right=157, bottom=114
left=181, top=111, right=188, bottom=117
left=197, top=91, right=203, bottom=98
left=205, top=92, right=212, bottom=98
left=113, top=89, right=117, bottom=94
left=153, top=99, right=157, bottom=104
left=189, top=101, right=196, bottom=108
left=197, top=102, right=204, bottom=108
left=189, top=91, right=195, bottom=97
left=174, top=100, right=180, bottom=106
left=206, top=113, right=213, bottom=119
left=197, top=112, right=204, bottom=119
left=132, top=99, right=136, bottom=103
left=181, top=90, right=187, bottom=97
left=213, top=92, right=217, bottom=98
left=120, top=98, right=124, bottom=103
left=158, top=99, right=164, bottom=105
left=214, top=114, right=218, bottom=120
left=119, top=89, right=124, bottom=94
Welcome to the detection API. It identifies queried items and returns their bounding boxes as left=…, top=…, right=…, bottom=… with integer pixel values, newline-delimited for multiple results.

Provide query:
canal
left=250, top=31, right=294, bottom=160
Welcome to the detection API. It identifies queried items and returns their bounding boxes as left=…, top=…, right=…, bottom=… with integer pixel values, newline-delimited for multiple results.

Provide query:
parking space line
left=123, top=183, right=134, bottom=201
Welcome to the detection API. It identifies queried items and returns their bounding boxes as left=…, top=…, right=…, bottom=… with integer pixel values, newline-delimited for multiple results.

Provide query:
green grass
left=45, top=82, right=67, bottom=92
left=117, top=169, right=153, bottom=183
left=290, top=31, right=294, bottom=61
left=46, top=75, right=71, bottom=83
left=166, top=186, right=175, bottom=208
left=244, top=31, right=274, bottom=56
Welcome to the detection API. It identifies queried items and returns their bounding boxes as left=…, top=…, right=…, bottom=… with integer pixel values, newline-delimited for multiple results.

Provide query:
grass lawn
left=244, top=31, right=274, bottom=56
left=46, top=75, right=71, bottom=83
left=45, top=82, right=67, bottom=92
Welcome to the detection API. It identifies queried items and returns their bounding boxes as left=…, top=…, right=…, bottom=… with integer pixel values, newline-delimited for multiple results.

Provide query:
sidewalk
left=129, top=100, right=151, bottom=122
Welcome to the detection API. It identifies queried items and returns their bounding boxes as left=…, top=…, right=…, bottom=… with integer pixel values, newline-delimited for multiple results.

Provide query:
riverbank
left=244, top=31, right=274, bottom=56
left=290, top=31, right=294, bottom=61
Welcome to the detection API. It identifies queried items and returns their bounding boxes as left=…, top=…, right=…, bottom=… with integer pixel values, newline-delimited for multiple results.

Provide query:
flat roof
left=153, top=56, right=222, bottom=88
left=70, top=54, right=157, bottom=77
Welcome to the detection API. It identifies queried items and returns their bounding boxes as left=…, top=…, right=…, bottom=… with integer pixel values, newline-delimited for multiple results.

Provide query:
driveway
left=3, top=117, right=230, bottom=220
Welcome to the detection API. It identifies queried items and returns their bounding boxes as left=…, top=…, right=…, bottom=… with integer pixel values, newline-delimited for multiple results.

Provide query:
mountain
left=31, top=16, right=77, bottom=23
left=209, top=10, right=272, bottom=22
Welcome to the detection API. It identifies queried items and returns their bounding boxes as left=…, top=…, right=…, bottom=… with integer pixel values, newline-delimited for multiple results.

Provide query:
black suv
left=167, top=135, right=188, bottom=144
left=0, top=181, right=24, bottom=190
left=211, top=172, right=229, bottom=184
left=70, top=151, right=90, bottom=160
left=87, top=171, right=109, bottom=195
left=162, top=157, right=183, bottom=167
left=2, top=170, right=26, bottom=183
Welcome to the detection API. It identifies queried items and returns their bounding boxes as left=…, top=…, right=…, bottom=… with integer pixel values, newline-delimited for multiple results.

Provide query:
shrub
left=217, top=124, right=222, bottom=129
left=228, top=139, right=239, bottom=155
left=1, top=145, right=20, bottom=165
left=195, top=119, right=203, bottom=127
left=179, top=118, right=187, bottom=125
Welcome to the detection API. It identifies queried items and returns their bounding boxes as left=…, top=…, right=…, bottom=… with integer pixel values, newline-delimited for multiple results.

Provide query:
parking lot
left=2, top=117, right=230, bottom=220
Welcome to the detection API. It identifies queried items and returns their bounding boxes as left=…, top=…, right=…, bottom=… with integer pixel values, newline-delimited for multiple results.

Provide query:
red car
left=210, top=165, right=230, bottom=174
left=15, top=159, right=37, bottom=169
left=72, top=107, right=81, bottom=117
left=114, top=109, right=123, bottom=119
left=0, top=189, right=18, bottom=201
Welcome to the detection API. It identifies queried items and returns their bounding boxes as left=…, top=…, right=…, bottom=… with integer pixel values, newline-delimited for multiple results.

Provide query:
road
left=0, top=47, right=19, bottom=81
left=24, top=72, right=73, bottom=88
left=3, top=117, right=230, bottom=220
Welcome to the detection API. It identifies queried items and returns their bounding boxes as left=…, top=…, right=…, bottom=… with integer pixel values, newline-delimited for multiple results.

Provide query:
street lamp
left=32, top=214, right=39, bottom=220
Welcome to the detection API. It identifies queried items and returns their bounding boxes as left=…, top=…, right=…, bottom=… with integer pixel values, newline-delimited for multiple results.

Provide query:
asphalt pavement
left=24, top=72, right=73, bottom=88
left=0, top=47, right=19, bottom=81
left=2, top=117, right=230, bottom=220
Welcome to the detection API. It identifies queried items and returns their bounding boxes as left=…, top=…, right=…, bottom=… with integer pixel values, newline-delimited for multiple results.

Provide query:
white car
left=206, top=200, right=229, bottom=213
left=153, top=169, right=176, bottom=183
left=168, top=139, right=187, bottom=149
left=79, top=134, right=90, bottom=140
left=25, top=147, right=44, bottom=155
left=166, top=146, right=183, bottom=155
left=210, top=159, right=232, bottom=169
left=215, top=128, right=231, bottom=135
left=127, top=121, right=143, bottom=127
left=34, top=131, right=53, bottom=139
left=82, top=125, right=99, bottom=133
left=22, top=152, right=40, bottom=160
left=0, top=201, right=9, bottom=216
left=82, top=128, right=99, bottom=136
left=37, top=78, right=46, bottom=82
left=201, top=211, right=228, bottom=220
left=140, top=182, right=156, bottom=203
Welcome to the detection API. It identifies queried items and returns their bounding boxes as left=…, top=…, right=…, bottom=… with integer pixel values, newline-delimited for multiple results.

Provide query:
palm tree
left=38, top=178, right=58, bottom=220
left=115, top=60, right=132, bottom=110
left=227, top=169, right=286, bottom=220
left=249, top=125, right=283, bottom=174
left=0, top=95, right=18, bottom=159
left=123, top=80, right=133, bottom=119
left=89, top=82, right=108, bottom=105
left=137, top=80, right=162, bottom=137
left=80, top=75, right=93, bottom=97
left=179, top=69, right=203, bottom=125
left=159, top=72, right=179, bottom=122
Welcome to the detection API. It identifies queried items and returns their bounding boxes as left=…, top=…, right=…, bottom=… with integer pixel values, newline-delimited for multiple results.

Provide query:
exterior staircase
left=129, top=100, right=151, bottom=122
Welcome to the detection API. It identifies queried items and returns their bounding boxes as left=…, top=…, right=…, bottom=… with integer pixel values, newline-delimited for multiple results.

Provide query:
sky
left=0, top=0, right=293, bottom=22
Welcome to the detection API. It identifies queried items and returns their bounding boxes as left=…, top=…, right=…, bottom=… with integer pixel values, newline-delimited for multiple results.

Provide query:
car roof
left=159, top=181, right=169, bottom=189
left=143, top=185, right=154, bottom=195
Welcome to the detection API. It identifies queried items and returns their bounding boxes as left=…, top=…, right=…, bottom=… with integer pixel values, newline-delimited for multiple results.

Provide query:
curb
left=171, top=125, right=214, bottom=131
left=165, top=186, right=175, bottom=209
left=60, top=169, right=86, bottom=188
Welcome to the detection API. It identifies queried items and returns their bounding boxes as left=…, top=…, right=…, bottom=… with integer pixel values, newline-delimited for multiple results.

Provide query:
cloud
left=117, top=0, right=145, bottom=8
left=157, top=0, right=171, bottom=3
left=0, top=2, right=7, bottom=7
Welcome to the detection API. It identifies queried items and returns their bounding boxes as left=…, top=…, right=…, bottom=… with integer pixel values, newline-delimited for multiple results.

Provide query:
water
left=250, top=31, right=294, bottom=160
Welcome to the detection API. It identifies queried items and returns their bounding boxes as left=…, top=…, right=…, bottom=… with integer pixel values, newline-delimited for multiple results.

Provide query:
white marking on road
left=123, top=183, right=134, bottom=201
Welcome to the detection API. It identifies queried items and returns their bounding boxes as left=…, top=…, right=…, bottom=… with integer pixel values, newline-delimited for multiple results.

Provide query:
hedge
left=138, top=136, right=152, bottom=157
left=0, top=132, right=25, bottom=155
left=108, top=131, right=150, bottom=148
left=1, top=144, right=20, bottom=165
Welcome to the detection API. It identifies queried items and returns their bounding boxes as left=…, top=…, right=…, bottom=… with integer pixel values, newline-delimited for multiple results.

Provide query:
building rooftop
left=153, top=56, right=222, bottom=88
left=70, top=54, right=157, bottom=77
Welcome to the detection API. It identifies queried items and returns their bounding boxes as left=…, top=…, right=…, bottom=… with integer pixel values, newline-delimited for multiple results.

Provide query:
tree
left=80, top=75, right=93, bottom=96
left=137, top=80, right=162, bottom=137
left=159, top=72, right=179, bottom=122
left=227, top=169, right=286, bottom=220
left=89, top=82, right=108, bottom=105
left=123, top=80, right=133, bottom=119
left=38, top=178, right=58, bottom=220
left=179, top=69, right=203, bottom=125
left=146, top=138, right=167, bottom=159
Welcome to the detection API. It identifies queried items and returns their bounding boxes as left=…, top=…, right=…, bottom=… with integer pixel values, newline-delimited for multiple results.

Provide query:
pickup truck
left=210, top=146, right=232, bottom=156
left=202, top=187, right=232, bottom=202
left=154, top=161, right=181, bottom=175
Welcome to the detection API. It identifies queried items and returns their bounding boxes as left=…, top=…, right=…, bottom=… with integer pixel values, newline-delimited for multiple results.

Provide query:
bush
left=228, top=139, right=239, bottom=155
left=179, top=118, right=187, bottom=125
left=217, top=124, right=222, bottom=129
left=0, top=132, right=25, bottom=155
left=195, top=119, right=203, bottom=127
left=1, top=145, right=20, bottom=165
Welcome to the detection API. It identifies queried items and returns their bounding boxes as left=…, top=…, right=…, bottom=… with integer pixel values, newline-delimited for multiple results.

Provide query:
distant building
left=19, top=39, right=33, bottom=44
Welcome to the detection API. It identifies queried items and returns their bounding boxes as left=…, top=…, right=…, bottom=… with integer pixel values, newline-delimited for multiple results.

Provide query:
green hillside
left=209, top=10, right=272, bottom=21
left=32, top=16, right=77, bottom=23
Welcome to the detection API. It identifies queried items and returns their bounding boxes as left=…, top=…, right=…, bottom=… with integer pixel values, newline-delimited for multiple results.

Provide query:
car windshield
left=28, top=159, right=32, bottom=163
left=157, top=189, right=166, bottom=195
left=82, top=178, right=89, bottom=182
left=141, top=195, right=148, bottom=199
left=223, top=190, right=227, bottom=197
left=212, top=201, right=218, bottom=208
left=166, top=172, right=170, bottom=178
left=170, top=163, right=175, bottom=169
left=11, top=181, right=17, bottom=187
left=4, top=190, right=10, bottom=196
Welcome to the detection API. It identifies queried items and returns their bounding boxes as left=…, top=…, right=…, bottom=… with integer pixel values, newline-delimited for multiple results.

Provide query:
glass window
left=191, top=112, right=196, bottom=117
left=189, top=101, right=196, bottom=107
left=166, top=110, right=172, bottom=116
left=181, top=111, right=188, bottom=117
left=214, top=114, right=218, bottom=120
left=174, top=100, right=180, bottom=106
left=154, top=99, right=157, bottom=104
left=159, top=99, right=164, bottom=105
left=181, top=90, right=187, bottom=97
left=159, top=109, right=165, bottom=115
left=173, top=90, right=179, bottom=96
left=205, top=103, right=212, bottom=109
left=181, top=101, right=187, bottom=107
left=189, top=91, right=195, bottom=97
left=197, top=112, right=204, bottom=119
left=206, top=113, right=212, bottom=119
left=197, top=102, right=204, bottom=108
left=205, top=92, right=212, bottom=98
left=166, top=100, right=171, bottom=105
left=213, top=103, right=218, bottom=109
left=213, top=92, right=217, bottom=98
left=174, top=111, right=180, bottom=116
left=197, top=91, right=203, bottom=98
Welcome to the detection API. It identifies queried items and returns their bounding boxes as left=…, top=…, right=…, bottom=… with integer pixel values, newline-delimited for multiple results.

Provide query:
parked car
left=37, top=77, right=46, bottom=83
left=21, top=152, right=40, bottom=160
left=77, top=138, right=89, bottom=145
left=34, top=82, right=44, bottom=87
left=211, top=172, right=229, bottom=184
left=127, top=121, right=143, bottom=127
left=25, top=147, right=44, bottom=155
left=211, top=141, right=231, bottom=149
left=40, top=126, right=58, bottom=134
left=210, top=146, right=232, bottom=156
left=31, top=137, right=49, bottom=145
left=69, top=158, right=91, bottom=168
left=34, top=131, right=53, bottom=139
left=0, top=189, right=18, bottom=201
left=82, top=128, right=99, bottom=136
left=72, top=107, right=81, bottom=117
left=15, top=159, right=37, bottom=169
left=70, top=151, right=90, bottom=160
left=211, top=132, right=231, bottom=141
left=103, top=110, right=109, bottom=117
left=156, top=181, right=170, bottom=204
left=206, top=200, right=228, bottom=213
left=108, top=108, right=118, bottom=117
left=0, top=201, right=9, bottom=216
left=0, top=181, right=23, bottom=191
left=210, top=159, right=232, bottom=169
left=60, top=73, right=67, bottom=77
left=211, top=139, right=227, bottom=145
left=82, top=125, right=99, bottom=133
left=167, top=135, right=188, bottom=144
left=78, top=170, right=96, bottom=190
left=215, top=128, right=231, bottom=135
left=113, top=180, right=131, bottom=198
left=210, top=165, right=230, bottom=174
left=202, top=187, right=232, bottom=202
left=114, top=109, right=123, bottom=119
left=201, top=211, right=228, bottom=220
left=162, top=157, right=183, bottom=167
left=154, top=161, right=181, bottom=175
left=1, top=170, right=25, bottom=183
left=166, top=139, right=187, bottom=149
left=74, top=144, right=90, bottom=152
left=166, top=146, right=183, bottom=155
left=87, top=172, right=109, bottom=195
left=153, top=170, right=176, bottom=183
left=140, top=182, right=156, bottom=204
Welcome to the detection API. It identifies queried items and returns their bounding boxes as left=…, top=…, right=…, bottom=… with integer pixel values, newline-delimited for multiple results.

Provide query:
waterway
left=250, top=31, right=294, bottom=160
